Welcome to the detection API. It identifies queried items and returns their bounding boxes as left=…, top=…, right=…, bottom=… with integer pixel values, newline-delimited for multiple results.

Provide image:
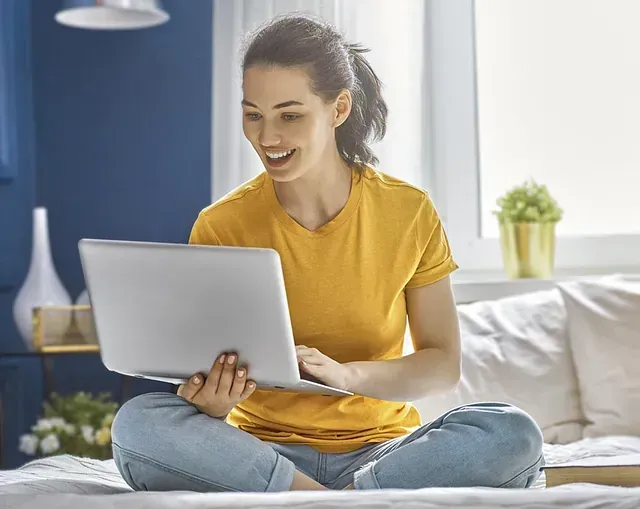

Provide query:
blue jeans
left=111, top=393, right=544, bottom=491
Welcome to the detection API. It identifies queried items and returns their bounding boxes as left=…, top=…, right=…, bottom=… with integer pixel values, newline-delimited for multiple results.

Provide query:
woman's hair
left=241, top=14, right=388, bottom=172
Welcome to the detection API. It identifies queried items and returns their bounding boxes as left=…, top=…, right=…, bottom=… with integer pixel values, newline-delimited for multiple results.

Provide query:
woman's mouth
left=265, top=148, right=296, bottom=168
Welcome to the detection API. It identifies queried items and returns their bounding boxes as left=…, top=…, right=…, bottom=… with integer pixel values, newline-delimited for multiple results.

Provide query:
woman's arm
left=345, top=276, right=461, bottom=401
left=297, top=276, right=461, bottom=402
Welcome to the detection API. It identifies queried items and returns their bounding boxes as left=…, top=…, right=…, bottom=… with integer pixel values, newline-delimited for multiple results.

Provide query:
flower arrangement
left=19, top=391, right=118, bottom=460
left=493, top=179, right=563, bottom=225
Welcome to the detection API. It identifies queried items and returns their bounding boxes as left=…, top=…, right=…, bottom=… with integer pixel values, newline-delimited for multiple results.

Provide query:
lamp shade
left=55, top=0, right=170, bottom=30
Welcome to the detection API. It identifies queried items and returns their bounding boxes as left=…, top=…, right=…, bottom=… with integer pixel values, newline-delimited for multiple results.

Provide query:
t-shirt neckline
left=263, top=169, right=364, bottom=238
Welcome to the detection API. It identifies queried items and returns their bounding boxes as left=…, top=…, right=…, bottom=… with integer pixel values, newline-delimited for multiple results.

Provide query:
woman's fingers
left=229, top=366, right=248, bottom=399
left=178, top=374, right=204, bottom=402
left=182, top=353, right=256, bottom=403
left=240, top=379, right=257, bottom=400
left=203, top=353, right=227, bottom=392
left=217, top=353, right=238, bottom=395
left=296, top=346, right=322, bottom=358
left=296, top=350, right=325, bottom=365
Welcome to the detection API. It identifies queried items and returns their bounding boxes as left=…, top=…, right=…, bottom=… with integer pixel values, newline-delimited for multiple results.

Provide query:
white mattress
left=1, top=435, right=640, bottom=508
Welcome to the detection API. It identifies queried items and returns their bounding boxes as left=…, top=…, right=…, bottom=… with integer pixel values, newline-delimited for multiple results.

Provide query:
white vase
left=12, top=207, right=72, bottom=349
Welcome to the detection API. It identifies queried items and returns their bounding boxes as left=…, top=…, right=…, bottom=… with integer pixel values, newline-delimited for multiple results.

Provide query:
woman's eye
left=245, top=113, right=261, bottom=121
left=283, top=114, right=300, bottom=122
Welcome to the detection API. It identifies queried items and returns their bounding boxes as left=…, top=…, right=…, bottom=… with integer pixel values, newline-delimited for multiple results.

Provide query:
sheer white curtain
left=211, top=0, right=428, bottom=201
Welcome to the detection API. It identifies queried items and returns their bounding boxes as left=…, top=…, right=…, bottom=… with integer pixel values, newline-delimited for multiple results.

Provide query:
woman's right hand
left=177, top=353, right=256, bottom=419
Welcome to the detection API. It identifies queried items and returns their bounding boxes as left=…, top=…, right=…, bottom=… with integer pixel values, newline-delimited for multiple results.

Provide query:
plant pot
left=499, top=222, right=557, bottom=279
left=13, top=207, right=72, bottom=349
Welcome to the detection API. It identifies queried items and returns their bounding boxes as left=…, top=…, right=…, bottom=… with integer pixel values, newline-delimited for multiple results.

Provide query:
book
left=543, top=454, right=640, bottom=487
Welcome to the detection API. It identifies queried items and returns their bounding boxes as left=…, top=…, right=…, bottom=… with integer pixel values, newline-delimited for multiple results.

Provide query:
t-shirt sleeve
left=406, top=194, right=459, bottom=288
left=188, top=212, right=222, bottom=246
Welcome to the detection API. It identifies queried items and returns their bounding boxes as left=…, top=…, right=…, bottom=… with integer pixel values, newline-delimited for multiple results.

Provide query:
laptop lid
left=78, top=238, right=301, bottom=386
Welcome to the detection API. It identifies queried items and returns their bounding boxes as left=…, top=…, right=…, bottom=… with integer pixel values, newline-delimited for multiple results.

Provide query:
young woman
left=111, top=14, right=544, bottom=492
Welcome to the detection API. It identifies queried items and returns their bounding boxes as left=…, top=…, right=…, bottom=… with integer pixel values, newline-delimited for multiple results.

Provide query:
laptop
left=78, top=238, right=352, bottom=397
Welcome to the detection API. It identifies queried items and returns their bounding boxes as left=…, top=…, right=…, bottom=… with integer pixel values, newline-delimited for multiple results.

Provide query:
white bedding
left=1, top=435, right=640, bottom=508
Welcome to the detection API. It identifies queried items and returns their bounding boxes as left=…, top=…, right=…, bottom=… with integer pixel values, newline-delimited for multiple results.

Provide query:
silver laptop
left=78, top=238, right=352, bottom=397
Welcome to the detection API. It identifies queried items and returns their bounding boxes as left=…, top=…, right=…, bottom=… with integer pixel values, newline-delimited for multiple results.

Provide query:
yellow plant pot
left=499, top=222, right=557, bottom=279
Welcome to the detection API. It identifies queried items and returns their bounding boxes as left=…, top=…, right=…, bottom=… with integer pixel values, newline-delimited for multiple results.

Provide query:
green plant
left=493, top=179, right=563, bottom=224
left=19, top=391, right=119, bottom=460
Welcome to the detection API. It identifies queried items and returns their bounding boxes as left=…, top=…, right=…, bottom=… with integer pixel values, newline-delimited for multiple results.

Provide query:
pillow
left=412, top=289, right=585, bottom=444
left=557, top=276, right=640, bottom=437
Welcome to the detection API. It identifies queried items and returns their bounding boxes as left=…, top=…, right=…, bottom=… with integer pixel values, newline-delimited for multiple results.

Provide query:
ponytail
left=242, top=14, right=389, bottom=173
left=337, top=43, right=388, bottom=170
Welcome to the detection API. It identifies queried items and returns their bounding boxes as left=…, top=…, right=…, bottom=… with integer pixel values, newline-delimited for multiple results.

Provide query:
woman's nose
left=258, top=122, right=282, bottom=147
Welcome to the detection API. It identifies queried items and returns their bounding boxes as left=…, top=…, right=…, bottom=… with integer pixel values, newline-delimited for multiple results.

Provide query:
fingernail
left=220, top=355, right=226, bottom=364
left=237, top=369, right=245, bottom=378
left=193, top=376, right=200, bottom=384
left=248, top=382, right=255, bottom=388
left=227, top=355, right=236, bottom=364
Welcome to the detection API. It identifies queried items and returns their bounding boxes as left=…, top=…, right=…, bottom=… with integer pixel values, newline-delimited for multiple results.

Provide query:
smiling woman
left=110, top=12, right=544, bottom=496
left=239, top=65, right=347, bottom=187
left=239, top=16, right=387, bottom=184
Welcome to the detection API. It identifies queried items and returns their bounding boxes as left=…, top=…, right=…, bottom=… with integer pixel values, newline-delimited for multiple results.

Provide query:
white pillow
left=413, top=289, right=584, bottom=444
left=557, top=277, right=640, bottom=437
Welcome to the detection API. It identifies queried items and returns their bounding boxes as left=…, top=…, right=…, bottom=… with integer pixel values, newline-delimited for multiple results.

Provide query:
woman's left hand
left=295, top=345, right=352, bottom=392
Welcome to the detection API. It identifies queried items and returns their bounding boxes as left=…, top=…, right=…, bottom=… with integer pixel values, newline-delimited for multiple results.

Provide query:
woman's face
left=242, top=65, right=348, bottom=183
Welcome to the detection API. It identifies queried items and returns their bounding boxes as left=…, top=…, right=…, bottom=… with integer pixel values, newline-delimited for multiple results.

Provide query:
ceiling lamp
left=55, top=0, right=170, bottom=30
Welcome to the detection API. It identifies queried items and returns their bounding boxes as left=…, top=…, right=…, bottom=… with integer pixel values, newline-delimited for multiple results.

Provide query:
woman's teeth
left=266, top=149, right=295, bottom=159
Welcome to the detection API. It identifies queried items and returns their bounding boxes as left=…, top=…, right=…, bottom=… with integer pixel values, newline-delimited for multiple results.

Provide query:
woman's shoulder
left=360, top=166, right=432, bottom=211
left=198, top=172, right=269, bottom=223
left=190, top=173, right=270, bottom=246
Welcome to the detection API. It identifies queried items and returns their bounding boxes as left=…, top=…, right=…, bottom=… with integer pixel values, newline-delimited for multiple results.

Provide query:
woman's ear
left=333, top=89, right=352, bottom=128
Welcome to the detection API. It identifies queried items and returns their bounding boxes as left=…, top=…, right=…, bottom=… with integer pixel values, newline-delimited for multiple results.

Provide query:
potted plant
left=18, top=391, right=118, bottom=460
left=493, top=179, right=564, bottom=279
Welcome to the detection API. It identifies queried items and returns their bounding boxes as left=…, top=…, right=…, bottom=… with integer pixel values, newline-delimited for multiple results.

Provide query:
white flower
left=32, top=418, right=55, bottom=432
left=19, top=434, right=39, bottom=456
left=32, top=417, right=71, bottom=434
left=49, top=417, right=68, bottom=428
left=40, top=434, right=60, bottom=455
left=81, top=425, right=95, bottom=444
left=64, top=423, right=76, bottom=435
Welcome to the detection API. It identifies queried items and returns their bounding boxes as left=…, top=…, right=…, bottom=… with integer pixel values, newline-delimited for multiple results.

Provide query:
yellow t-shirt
left=188, top=167, right=458, bottom=452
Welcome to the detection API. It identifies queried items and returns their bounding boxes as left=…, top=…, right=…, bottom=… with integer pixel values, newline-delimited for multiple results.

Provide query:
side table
left=0, top=349, right=134, bottom=467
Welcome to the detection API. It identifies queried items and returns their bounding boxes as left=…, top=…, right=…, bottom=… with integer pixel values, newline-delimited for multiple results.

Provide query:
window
left=476, top=0, right=640, bottom=239
left=338, top=0, right=428, bottom=190
left=428, top=0, right=640, bottom=276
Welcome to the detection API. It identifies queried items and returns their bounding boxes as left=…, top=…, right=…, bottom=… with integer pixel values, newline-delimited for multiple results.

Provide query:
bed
left=4, top=278, right=639, bottom=507
left=1, top=435, right=639, bottom=508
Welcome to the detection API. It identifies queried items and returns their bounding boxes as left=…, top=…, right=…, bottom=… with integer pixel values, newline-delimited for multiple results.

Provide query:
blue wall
left=0, top=0, right=37, bottom=348
left=0, top=0, right=39, bottom=471
left=32, top=0, right=213, bottom=302
left=0, top=0, right=213, bottom=468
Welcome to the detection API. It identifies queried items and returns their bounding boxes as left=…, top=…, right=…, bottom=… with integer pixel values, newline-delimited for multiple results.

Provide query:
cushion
left=412, top=289, right=585, bottom=444
left=557, top=276, right=640, bottom=437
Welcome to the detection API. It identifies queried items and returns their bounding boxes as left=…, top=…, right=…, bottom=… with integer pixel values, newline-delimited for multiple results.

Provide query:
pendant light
left=55, top=0, right=170, bottom=30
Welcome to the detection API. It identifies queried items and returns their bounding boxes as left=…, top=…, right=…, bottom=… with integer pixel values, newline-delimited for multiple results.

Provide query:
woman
left=111, top=14, right=544, bottom=492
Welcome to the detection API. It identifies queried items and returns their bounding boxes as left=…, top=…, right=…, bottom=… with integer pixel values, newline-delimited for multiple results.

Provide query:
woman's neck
left=272, top=152, right=353, bottom=231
